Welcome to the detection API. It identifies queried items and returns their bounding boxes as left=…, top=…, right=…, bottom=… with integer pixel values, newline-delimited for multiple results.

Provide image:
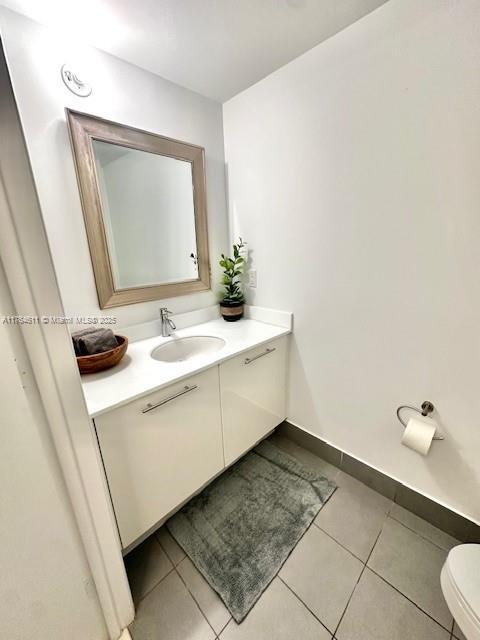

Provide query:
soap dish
left=76, top=335, right=128, bottom=375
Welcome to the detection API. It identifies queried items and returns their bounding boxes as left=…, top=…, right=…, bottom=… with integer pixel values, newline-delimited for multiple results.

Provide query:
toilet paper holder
left=396, top=401, right=444, bottom=440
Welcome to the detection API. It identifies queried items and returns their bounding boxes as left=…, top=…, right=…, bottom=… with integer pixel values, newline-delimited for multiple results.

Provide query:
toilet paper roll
left=401, top=416, right=437, bottom=456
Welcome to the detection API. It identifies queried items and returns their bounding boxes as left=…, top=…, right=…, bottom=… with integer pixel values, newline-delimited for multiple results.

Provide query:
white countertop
left=81, top=316, right=291, bottom=418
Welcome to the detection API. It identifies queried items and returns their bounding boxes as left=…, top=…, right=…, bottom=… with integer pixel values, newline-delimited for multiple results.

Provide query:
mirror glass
left=92, top=140, right=198, bottom=290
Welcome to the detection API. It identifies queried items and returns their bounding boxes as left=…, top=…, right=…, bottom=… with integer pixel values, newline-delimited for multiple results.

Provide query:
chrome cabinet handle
left=244, top=347, right=276, bottom=365
left=141, top=385, right=198, bottom=413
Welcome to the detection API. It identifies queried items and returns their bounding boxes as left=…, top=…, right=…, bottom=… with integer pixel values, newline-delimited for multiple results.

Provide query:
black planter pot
left=220, top=300, right=244, bottom=322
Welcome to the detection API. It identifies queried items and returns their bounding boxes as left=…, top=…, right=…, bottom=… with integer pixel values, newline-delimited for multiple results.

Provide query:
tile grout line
left=216, top=614, right=233, bottom=637
left=362, top=499, right=453, bottom=633
left=159, top=532, right=233, bottom=637
left=386, top=513, right=458, bottom=552
left=359, top=506, right=454, bottom=634
left=173, top=564, right=220, bottom=638
left=129, top=529, right=181, bottom=608
left=155, top=530, right=185, bottom=567
left=332, top=516, right=386, bottom=638
left=291, top=447, right=397, bottom=637
left=312, top=520, right=371, bottom=564
left=366, top=566, right=453, bottom=634
left=218, top=617, right=234, bottom=638
left=292, top=441, right=456, bottom=637
left=277, top=575, right=334, bottom=637
left=128, top=532, right=178, bottom=604
left=132, top=565, right=176, bottom=607
left=313, top=487, right=454, bottom=636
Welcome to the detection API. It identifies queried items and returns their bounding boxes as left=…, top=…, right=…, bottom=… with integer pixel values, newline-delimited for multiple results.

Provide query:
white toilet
left=441, top=544, right=480, bottom=640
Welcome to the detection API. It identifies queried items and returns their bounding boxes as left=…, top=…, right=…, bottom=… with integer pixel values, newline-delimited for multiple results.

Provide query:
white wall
left=0, top=261, right=107, bottom=640
left=224, top=0, right=480, bottom=523
left=0, top=7, right=228, bottom=328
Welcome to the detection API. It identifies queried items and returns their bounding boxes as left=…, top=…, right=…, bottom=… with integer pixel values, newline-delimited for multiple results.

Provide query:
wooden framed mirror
left=66, top=110, right=211, bottom=308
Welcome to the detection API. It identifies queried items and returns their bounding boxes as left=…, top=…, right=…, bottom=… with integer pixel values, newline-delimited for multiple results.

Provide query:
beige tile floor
left=127, top=433, right=463, bottom=640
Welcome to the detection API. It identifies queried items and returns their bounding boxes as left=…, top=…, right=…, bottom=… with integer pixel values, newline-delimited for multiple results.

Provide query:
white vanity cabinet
left=94, top=367, right=224, bottom=549
left=91, top=329, right=289, bottom=551
left=220, top=336, right=288, bottom=466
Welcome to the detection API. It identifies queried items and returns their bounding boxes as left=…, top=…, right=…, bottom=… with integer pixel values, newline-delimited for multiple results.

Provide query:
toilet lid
left=446, top=545, right=480, bottom=624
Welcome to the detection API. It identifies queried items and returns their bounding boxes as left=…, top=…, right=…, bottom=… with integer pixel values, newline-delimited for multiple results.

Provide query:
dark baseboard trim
left=278, top=421, right=480, bottom=543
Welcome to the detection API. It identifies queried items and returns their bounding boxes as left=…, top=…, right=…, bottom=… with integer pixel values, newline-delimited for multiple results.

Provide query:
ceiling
left=0, top=0, right=388, bottom=102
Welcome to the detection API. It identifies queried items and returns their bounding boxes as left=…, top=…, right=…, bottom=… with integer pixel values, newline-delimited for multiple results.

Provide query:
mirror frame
left=66, top=109, right=211, bottom=308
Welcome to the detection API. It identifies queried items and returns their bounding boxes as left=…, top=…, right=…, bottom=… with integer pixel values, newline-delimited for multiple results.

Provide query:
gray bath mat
left=167, top=439, right=336, bottom=622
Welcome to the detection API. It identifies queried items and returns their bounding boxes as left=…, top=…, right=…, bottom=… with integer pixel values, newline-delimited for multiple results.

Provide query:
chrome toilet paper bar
left=396, top=401, right=445, bottom=441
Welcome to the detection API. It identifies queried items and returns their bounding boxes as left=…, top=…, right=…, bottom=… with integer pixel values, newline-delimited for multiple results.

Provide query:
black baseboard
left=278, top=421, right=480, bottom=544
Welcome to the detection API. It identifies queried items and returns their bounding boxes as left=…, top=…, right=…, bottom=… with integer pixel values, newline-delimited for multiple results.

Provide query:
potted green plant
left=219, top=238, right=246, bottom=321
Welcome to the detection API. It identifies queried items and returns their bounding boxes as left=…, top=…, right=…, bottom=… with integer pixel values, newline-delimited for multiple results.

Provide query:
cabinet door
left=220, top=336, right=288, bottom=466
left=94, top=367, right=224, bottom=549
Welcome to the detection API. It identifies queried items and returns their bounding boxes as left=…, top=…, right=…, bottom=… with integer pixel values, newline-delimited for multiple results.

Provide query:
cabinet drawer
left=94, top=367, right=224, bottom=549
left=220, top=336, right=288, bottom=466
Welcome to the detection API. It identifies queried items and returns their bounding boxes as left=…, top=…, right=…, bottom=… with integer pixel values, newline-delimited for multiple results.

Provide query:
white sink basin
left=151, top=336, right=226, bottom=363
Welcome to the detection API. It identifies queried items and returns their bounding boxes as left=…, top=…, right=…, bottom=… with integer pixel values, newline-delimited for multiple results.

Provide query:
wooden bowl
left=77, top=335, right=128, bottom=375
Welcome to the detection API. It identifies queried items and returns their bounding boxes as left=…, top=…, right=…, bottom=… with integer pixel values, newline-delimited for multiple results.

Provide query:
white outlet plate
left=248, top=269, right=257, bottom=288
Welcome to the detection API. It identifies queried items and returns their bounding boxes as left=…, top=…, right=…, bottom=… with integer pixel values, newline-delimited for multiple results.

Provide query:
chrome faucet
left=159, top=308, right=176, bottom=337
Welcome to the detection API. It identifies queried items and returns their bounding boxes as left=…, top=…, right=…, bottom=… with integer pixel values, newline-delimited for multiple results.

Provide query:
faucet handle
left=159, top=307, right=172, bottom=316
